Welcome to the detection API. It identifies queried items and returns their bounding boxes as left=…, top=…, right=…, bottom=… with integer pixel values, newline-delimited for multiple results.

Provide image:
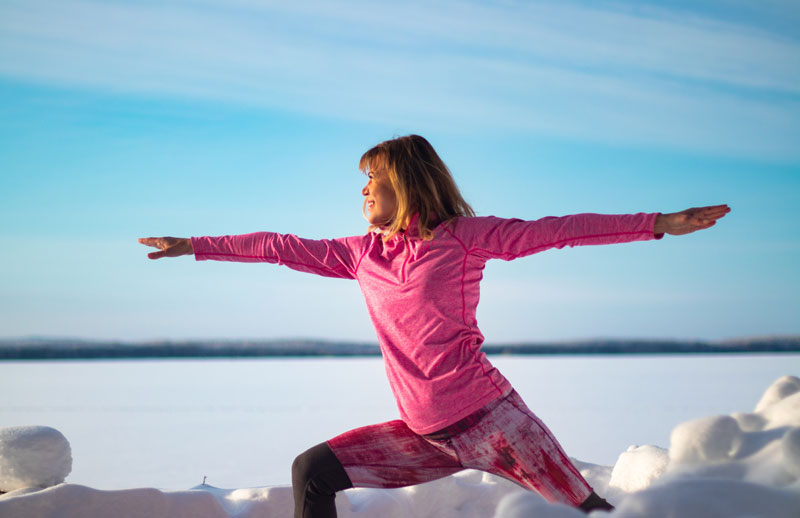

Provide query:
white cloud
left=0, top=0, right=798, bottom=158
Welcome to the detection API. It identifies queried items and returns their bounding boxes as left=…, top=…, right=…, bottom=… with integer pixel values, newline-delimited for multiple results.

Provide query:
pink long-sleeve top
left=192, top=212, right=662, bottom=434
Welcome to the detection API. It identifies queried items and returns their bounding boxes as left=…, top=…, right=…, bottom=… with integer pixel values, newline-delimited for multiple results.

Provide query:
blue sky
left=1, top=0, right=798, bottom=343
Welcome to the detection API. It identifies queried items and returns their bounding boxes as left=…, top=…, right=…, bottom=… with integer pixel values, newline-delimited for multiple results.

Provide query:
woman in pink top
left=140, top=135, right=730, bottom=517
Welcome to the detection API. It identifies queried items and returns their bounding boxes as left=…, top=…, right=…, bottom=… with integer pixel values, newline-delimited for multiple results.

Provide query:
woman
left=140, top=135, right=730, bottom=517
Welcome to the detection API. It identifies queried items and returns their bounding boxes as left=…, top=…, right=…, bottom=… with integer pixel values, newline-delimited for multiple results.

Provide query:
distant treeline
left=1, top=336, right=798, bottom=360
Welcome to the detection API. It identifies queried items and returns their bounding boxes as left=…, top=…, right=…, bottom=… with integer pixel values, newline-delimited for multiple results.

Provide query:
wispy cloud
left=1, top=0, right=798, bottom=158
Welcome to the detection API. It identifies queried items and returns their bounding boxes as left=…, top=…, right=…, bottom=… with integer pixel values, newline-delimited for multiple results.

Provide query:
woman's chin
left=366, top=214, right=393, bottom=227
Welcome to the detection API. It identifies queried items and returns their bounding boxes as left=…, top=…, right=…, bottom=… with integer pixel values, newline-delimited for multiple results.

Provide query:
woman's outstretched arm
left=138, top=237, right=193, bottom=260
left=139, top=232, right=366, bottom=279
left=653, top=204, right=731, bottom=236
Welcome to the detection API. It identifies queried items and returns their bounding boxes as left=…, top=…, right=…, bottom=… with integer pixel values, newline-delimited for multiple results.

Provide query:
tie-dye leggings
left=327, top=390, right=593, bottom=506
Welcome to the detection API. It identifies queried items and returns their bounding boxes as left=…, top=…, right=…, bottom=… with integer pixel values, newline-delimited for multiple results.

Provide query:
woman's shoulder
left=334, top=232, right=378, bottom=248
left=442, top=215, right=519, bottom=233
left=435, top=215, right=515, bottom=246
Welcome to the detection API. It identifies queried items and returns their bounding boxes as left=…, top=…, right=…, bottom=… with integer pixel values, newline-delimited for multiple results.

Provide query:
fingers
left=696, top=204, right=731, bottom=218
left=690, top=213, right=722, bottom=225
left=687, top=205, right=730, bottom=226
left=141, top=238, right=168, bottom=259
left=140, top=236, right=192, bottom=259
left=139, top=237, right=173, bottom=258
left=687, top=217, right=720, bottom=230
left=139, top=236, right=182, bottom=250
left=147, top=250, right=167, bottom=260
left=695, top=220, right=716, bottom=231
left=139, top=237, right=175, bottom=250
left=138, top=237, right=161, bottom=248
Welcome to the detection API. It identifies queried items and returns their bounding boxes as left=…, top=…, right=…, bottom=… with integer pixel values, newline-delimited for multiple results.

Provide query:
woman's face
left=362, top=169, right=398, bottom=226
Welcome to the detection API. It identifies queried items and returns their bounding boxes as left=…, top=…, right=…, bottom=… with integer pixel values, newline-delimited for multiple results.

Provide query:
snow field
left=1, top=375, right=798, bottom=517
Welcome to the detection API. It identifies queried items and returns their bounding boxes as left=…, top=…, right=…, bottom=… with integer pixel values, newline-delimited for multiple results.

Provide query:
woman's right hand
left=138, top=237, right=194, bottom=260
left=653, top=205, right=730, bottom=236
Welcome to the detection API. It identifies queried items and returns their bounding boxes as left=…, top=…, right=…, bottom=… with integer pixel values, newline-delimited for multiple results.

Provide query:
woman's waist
left=422, top=389, right=513, bottom=440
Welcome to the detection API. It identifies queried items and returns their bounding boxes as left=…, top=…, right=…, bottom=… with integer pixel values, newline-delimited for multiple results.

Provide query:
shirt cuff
left=651, top=212, right=664, bottom=240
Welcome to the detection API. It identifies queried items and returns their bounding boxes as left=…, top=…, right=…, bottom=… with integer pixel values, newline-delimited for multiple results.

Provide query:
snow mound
left=608, top=445, right=669, bottom=493
left=755, top=375, right=800, bottom=413
left=669, top=414, right=741, bottom=464
left=0, top=426, right=72, bottom=492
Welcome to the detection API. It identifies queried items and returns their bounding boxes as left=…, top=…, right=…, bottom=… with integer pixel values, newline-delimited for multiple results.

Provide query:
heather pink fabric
left=192, top=212, right=661, bottom=434
left=327, top=390, right=594, bottom=505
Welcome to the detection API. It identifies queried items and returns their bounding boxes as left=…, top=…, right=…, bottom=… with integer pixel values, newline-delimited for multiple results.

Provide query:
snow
left=668, top=415, right=742, bottom=464
left=0, top=426, right=71, bottom=492
left=607, top=445, right=668, bottom=493
left=1, top=375, right=799, bottom=517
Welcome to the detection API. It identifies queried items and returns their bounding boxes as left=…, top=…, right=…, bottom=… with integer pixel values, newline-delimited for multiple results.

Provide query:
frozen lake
left=1, top=354, right=797, bottom=490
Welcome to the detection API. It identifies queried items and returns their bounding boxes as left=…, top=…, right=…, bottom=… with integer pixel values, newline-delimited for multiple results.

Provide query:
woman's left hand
left=138, top=237, right=194, bottom=259
left=654, top=204, right=731, bottom=236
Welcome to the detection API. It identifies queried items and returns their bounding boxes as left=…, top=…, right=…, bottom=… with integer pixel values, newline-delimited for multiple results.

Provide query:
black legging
left=292, top=442, right=353, bottom=518
left=291, top=442, right=613, bottom=517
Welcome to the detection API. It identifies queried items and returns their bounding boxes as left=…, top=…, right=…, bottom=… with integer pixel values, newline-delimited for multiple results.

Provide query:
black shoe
left=578, top=491, right=614, bottom=513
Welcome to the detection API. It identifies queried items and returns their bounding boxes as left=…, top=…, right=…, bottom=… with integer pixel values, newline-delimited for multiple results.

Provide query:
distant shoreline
left=1, top=336, right=798, bottom=361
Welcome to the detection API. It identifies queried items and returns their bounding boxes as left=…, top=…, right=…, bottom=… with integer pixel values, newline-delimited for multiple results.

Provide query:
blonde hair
left=359, top=135, right=475, bottom=241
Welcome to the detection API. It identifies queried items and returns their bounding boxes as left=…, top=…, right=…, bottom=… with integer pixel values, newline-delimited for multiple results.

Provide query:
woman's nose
left=361, top=183, right=369, bottom=196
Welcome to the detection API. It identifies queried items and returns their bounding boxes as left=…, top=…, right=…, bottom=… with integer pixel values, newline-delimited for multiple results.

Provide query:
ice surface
left=1, top=375, right=799, bottom=517
left=0, top=426, right=72, bottom=492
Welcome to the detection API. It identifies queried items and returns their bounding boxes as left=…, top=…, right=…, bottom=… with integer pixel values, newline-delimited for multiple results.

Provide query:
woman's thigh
left=327, top=419, right=463, bottom=489
left=451, top=391, right=593, bottom=506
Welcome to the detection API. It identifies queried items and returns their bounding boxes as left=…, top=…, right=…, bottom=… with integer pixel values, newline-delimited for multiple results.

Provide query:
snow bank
left=1, top=375, right=799, bottom=518
left=0, top=426, right=71, bottom=492
left=0, top=474, right=526, bottom=518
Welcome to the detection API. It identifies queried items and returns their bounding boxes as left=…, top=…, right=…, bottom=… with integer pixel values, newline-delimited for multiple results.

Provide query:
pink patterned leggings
left=327, top=390, right=593, bottom=506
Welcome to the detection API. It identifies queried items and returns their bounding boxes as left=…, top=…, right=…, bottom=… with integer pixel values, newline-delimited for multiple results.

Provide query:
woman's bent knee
left=292, top=443, right=353, bottom=518
left=292, top=442, right=353, bottom=496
